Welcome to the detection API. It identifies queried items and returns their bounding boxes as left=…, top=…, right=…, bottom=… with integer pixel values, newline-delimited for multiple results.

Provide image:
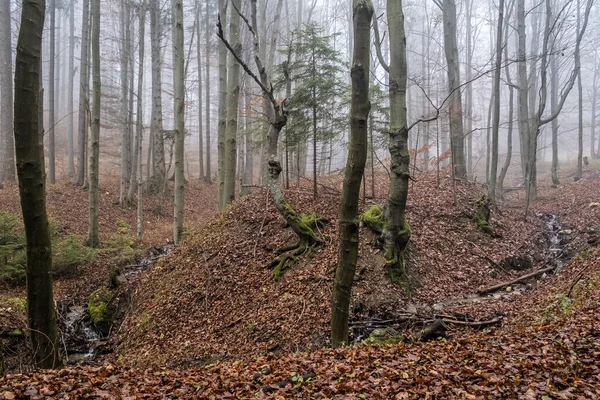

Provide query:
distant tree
left=217, top=0, right=227, bottom=208
left=280, top=23, right=347, bottom=199
left=14, top=0, right=63, bottom=369
left=331, top=0, right=372, bottom=348
left=0, top=0, right=15, bottom=183
left=67, top=0, right=75, bottom=178
left=119, top=0, right=132, bottom=206
left=75, top=0, right=90, bottom=187
left=149, top=0, right=166, bottom=194
left=434, top=0, right=466, bottom=179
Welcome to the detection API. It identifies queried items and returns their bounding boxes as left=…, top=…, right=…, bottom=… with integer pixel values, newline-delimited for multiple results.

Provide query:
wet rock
left=500, top=256, right=532, bottom=271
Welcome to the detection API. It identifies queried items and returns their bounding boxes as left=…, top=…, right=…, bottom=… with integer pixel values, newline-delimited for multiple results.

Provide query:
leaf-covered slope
left=116, top=172, right=544, bottom=367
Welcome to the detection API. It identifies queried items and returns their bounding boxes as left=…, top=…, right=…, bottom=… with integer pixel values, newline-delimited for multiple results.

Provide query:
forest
left=0, top=0, right=600, bottom=397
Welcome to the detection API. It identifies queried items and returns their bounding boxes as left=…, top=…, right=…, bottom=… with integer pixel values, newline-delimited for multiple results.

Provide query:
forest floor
left=1, top=166, right=600, bottom=398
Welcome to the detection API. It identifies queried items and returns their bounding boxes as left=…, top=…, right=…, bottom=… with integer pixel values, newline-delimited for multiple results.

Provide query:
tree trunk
left=67, top=0, right=75, bottom=177
left=87, top=0, right=101, bottom=248
left=205, top=0, right=212, bottom=182
left=149, top=0, right=166, bottom=193
left=14, top=0, right=63, bottom=369
left=135, top=2, right=146, bottom=241
left=550, top=40, right=560, bottom=185
left=197, top=0, right=204, bottom=181
left=379, top=0, right=411, bottom=277
left=223, top=0, right=241, bottom=206
left=0, top=0, right=14, bottom=182
left=440, top=0, right=466, bottom=179
left=575, top=0, right=583, bottom=180
left=48, top=0, right=56, bottom=184
left=119, top=0, right=131, bottom=206
left=488, top=0, right=504, bottom=202
left=591, top=63, right=599, bottom=159
left=498, top=10, right=514, bottom=195
left=464, top=0, right=473, bottom=179
left=173, top=0, right=185, bottom=244
left=76, top=0, right=90, bottom=187
left=217, top=0, right=228, bottom=208
left=331, top=0, right=372, bottom=348
left=516, top=0, right=531, bottom=185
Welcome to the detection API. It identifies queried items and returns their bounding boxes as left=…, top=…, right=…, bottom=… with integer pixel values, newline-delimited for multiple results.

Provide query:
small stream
left=62, top=245, right=173, bottom=364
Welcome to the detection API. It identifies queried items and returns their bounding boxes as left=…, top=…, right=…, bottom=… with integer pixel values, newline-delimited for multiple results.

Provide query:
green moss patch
left=361, top=205, right=385, bottom=234
left=88, top=287, right=116, bottom=325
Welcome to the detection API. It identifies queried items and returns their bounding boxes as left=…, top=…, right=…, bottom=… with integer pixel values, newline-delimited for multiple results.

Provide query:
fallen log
left=477, top=266, right=555, bottom=295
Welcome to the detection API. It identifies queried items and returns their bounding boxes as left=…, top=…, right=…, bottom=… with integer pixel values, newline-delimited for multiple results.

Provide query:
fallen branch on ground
left=477, top=266, right=555, bottom=295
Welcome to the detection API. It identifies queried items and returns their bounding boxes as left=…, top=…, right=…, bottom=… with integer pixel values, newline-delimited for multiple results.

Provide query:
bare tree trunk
left=0, top=0, right=15, bottom=182
left=67, top=0, right=75, bottom=177
left=135, top=1, right=146, bottom=241
left=332, top=0, right=372, bottom=348
left=498, top=6, right=514, bottom=195
left=464, top=0, right=473, bottom=179
left=217, top=0, right=228, bottom=208
left=14, top=0, right=63, bottom=369
left=550, top=39, right=560, bottom=185
left=119, top=0, right=131, bottom=206
left=438, top=0, right=466, bottom=178
left=48, top=0, right=56, bottom=184
left=223, top=0, right=241, bottom=206
left=173, top=0, right=185, bottom=244
left=87, top=0, right=101, bottom=248
left=76, top=0, right=90, bottom=187
left=205, top=0, right=212, bottom=182
left=197, top=0, right=204, bottom=180
left=488, top=0, right=504, bottom=202
left=575, top=0, right=583, bottom=181
left=149, top=0, right=166, bottom=193
left=516, top=0, right=531, bottom=185
left=591, top=63, right=599, bottom=159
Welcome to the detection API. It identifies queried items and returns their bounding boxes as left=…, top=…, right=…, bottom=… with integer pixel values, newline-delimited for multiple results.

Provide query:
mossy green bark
left=361, top=205, right=385, bottom=233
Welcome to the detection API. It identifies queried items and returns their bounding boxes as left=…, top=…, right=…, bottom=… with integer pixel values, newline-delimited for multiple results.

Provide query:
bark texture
left=331, top=0, right=372, bottom=348
left=14, top=0, right=63, bottom=369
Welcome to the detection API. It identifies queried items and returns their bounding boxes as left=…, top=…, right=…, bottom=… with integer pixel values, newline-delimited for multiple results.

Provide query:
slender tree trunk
left=575, top=0, right=583, bottom=180
left=128, top=1, right=146, bottom=205
left=550, top=41, right=560, bottom=185
left=0, top=0, right=15, bottom=182
left=66, top=0, right=75, bottom=178
left=48, top=0, right=56, bottom=184
left=119, top=0, right=130, bottom=206
left=488, top=0, right=504, bottom=202
left=205, top=0, right=212, bottom=182
left=14, top=0, right=63, bottom=369
left=87, top=0, right=101, bottom=248
left=516, top=0, right=531, bottom=184
left=439, top=0, right=466, bottom=178
left=76, top=0, right=90, bottom=187
left=197, top=0, right=204, bottom=180
left=591, top=64, right=599, bottom=159
left=135, top=2, right=146, bottom=240
left=217, top=0, right=228, bottom=208
left=464, top=0, right=473, bottom=179
left=223, top=0, right=241, bottom=206
left=173, top=0, right=185, bottom=244
left=498, top=8, right=514, bottom=195
left=150, top=0, right=166, bottom=193
left=332, top=0, right=372, bottom=348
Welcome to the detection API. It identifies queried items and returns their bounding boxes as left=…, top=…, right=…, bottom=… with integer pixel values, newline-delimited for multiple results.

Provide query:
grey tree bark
left=134, top=1, right=146, bottom=241
left=488, top=0, right=505, bottom=202
left=205, top=0, right=212, bottom=182
left=575, top=0, right=583, bottom=180
left=196, top=0, right=204, bottom=181
left=436, top=0, right=466, bottom=179
left=173, top=0, right=185, bottom=244
left=119, top=0, right=131, bottom=206
left=0, top=0, right=15, bottom=182
left=67, top=0, right=75, bottom=178
left=217, top=0, right=228, bottom=208
left=332, top=0, right=372, bottom=348
left=223, top=0, right=242, bottom=206
left=149, top=0, right=166, bottom=193
left=14, top=0, right=63, bottom=369
left=76, top=0, right=90, bottom=187
left=87, top=0, right=101, bottom=248
left=48, top=0, right=56, bottom=184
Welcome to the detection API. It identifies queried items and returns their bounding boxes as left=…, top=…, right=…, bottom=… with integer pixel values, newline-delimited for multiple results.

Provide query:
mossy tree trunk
left=382, top=0, right=410, bottom=275
left=14, top=0, right=63, bottom=369
left=331, top=0, right=372, bottom=348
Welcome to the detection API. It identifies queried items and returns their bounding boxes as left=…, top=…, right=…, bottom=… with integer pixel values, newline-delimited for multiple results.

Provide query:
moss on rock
left=88, top=287, right=115, bottom=325
left=361, top=205, right=385, bottom=233
left=363, top=327, right=406, bottom=345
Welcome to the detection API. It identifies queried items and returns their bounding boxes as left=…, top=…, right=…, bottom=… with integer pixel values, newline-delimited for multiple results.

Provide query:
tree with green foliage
left=14, top=0, right=63, bottom=369
left=279, top=23, right=348, bottom=199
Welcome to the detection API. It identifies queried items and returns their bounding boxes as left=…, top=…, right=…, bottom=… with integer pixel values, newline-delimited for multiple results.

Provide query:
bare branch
left=372, top=13, right=389, bottom=73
